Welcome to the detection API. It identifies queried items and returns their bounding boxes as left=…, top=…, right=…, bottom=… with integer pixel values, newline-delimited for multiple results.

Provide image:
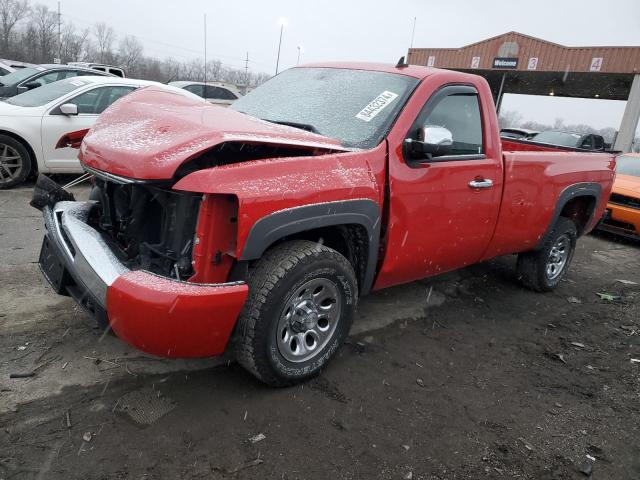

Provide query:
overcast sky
left=39, top=0, right=640, bottom=131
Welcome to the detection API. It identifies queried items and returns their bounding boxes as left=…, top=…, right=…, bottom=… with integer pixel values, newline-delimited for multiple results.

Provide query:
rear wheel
left=517, top=217, right=577, bottom=292
left=0, top=135, right=32, bottom=189
left=234, top=240, right=358, bottom=387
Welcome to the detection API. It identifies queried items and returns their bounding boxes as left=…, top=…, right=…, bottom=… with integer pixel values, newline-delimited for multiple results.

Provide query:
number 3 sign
left=590, top=57, right=603, bottom=72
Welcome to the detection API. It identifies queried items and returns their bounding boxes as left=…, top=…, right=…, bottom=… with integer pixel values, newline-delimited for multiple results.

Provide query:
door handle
left=468, top=179, right=493, bottom=189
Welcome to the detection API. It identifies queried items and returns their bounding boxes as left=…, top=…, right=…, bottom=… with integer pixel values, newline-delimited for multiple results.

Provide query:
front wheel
left=234, top=240, right=358, bottom=386
left=0, top=135, right=32, bottom=189
left=516, top=217, right=577, bottom=292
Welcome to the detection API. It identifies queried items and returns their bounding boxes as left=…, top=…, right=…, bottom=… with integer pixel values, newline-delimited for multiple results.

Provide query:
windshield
left=0, top=67, right=41, bottom=86
left=616, top=155, right=640, bottom=177
left=531, top=131, right=581, bottom=147
left=231, top=67, right=418, bottom=149
left=5, top=78, right=90, bottom=107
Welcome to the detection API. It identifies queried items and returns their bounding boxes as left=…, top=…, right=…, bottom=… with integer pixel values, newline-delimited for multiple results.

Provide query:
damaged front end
left=90, top=175, right=201, bottom=280
left=33, top=173, right=248, bottom=358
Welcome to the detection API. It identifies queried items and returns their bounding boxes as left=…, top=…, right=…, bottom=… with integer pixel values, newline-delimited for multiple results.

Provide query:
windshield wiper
left=261, top=118, right=319, bottom=134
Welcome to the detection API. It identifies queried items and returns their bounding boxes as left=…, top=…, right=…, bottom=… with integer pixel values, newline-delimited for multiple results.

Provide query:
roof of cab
left=296, top=61, right=438, bottom=79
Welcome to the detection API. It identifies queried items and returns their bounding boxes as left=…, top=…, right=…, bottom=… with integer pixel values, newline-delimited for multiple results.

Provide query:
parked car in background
left=0, top=63, right=14, bottom=76
left=67, top=62, right=126, bottom=78
left=529, top=130, right=606, bottom=151
left=0, top=64, right=115, bottom=100
left=0, top=59, right=36, bottom=76
left=0, top=76, right=203, bottom=188
left=169, top=81, right=241, bottom=106
left=500, top=127, right=539, bottom=140
left=599, top=154, right=640, bottom=239
left=34, top=62, right=616, bottom=386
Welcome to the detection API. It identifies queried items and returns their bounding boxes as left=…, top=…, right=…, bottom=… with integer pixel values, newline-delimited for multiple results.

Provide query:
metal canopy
left=408, top=32, right=640, bottom=151
left=457, top=70, right=635, bottom=102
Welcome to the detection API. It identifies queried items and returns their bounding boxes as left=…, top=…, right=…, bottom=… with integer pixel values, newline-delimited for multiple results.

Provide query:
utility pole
left=203, top=13, right=207, bottom=84
left=57, top=2, right=62, bottom=62
left=275, top=19, right=286, bottom=75
left=296, top=46, right=302, bottom=65
left=410, top=16, right=416, bottom=49
left=244, top=51, right=249, bottom=95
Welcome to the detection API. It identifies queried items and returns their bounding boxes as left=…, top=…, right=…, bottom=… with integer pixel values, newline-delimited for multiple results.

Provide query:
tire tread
left=235, top=240, right=356, bottom=386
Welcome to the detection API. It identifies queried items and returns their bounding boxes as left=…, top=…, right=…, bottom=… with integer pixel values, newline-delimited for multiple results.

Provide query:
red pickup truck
left=34, top=62, right=616, bottom=386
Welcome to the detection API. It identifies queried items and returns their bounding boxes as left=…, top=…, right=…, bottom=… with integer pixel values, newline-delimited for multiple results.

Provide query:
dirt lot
left=1, top=183, right=639, bottom=480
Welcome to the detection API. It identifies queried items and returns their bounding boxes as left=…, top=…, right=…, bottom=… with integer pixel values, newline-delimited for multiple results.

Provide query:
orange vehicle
left=600, top=154, right=640, bottom=238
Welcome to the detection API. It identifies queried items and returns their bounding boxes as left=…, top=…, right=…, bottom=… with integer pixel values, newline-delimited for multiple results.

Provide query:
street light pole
left=203, top=13, right=207, bottom=84
left=297, top=45, right=302, bottom=65
left=275, top=19, right=286, bottom=75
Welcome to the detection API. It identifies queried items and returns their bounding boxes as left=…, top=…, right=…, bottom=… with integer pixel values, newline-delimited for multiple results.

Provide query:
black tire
left=0, top=134, right=32, bottom=189
left=234, top=240, right=358, bottom=387
left=516, top=217, right=578, bottom=292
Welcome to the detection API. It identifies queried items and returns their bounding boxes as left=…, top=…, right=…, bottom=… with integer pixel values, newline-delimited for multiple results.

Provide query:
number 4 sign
left=590, top=57, right=603, bottom=72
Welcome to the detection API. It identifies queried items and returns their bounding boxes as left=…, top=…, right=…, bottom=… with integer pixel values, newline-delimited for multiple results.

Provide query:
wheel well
left=267, top=224, right=369, bottom=291
left=560, top=195, right=596, bottom=235
left=0, top=129, right=38, bottom=174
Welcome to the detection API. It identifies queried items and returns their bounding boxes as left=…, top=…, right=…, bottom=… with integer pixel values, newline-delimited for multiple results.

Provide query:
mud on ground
left=1, top=185, right=639, bottom=479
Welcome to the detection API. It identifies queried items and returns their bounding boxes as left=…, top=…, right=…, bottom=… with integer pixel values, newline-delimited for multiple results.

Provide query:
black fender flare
left=536, top=182, right=601, bottom=249
left=240, top=199, right=381, bottom=294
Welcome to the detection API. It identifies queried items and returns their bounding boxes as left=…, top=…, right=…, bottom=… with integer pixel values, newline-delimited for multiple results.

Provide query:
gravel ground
left=1, top=181, right=639, bottom=480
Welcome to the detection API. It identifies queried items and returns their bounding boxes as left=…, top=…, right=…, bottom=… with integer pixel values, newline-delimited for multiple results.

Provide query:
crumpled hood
left=79, top=86, right=346, bottom=180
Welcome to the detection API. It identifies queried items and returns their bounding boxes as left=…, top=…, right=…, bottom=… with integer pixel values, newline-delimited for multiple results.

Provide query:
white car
left=0, top=63, right=14, bottom=76
left=0, top=76, right=203, bottom=189
left=169, top=81, right=242, bottom=106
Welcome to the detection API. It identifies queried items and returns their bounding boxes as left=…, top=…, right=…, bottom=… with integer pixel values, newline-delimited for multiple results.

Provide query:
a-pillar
left=614, top=74, right=640, bottom=152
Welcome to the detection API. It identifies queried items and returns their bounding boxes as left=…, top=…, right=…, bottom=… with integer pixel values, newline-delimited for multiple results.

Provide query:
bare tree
left=498, top=109, right=523, bottom=128
left=60, top=23, right=88, bottom=62
left=94, top=21, right=114, bottom=63
left=30, top=4, right=57, bottom=63
left=3, top=0, right=271, bottom=89
left=0, top=0, right=29, bottom=55
left=117, top=34, right=143, bottom=75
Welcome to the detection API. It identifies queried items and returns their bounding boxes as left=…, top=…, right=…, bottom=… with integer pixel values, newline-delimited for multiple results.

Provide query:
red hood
left=79, top=86, right=347, bottom=180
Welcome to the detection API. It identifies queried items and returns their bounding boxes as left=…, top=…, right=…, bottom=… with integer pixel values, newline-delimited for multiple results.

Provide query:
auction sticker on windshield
left=356, top=91, right=399, bottom=122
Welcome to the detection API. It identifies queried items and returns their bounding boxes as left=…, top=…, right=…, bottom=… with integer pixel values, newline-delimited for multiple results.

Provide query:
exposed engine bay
left=84, top=142, right=336, bottom=280
left=90, top=178, right=201, bottom=280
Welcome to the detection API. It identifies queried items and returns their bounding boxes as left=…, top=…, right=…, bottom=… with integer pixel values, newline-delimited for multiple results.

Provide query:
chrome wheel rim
left=546, top=234, right=570, bottom=280
left=0, top=143, right=23, bottom=184
left=276, top=278, right=342, bottom=363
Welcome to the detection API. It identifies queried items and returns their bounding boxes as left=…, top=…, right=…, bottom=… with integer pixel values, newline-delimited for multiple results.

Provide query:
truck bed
left=501, top=137, right=615, bottom=153
left=481, top=146, right=617, bottom=259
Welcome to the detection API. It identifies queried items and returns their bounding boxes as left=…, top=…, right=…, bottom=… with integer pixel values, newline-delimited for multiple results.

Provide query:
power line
left=58, top=11, right=271, bottom=69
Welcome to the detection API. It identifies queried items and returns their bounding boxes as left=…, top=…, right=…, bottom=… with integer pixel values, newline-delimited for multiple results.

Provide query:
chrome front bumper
left=41, top=201, right=129, bottom=309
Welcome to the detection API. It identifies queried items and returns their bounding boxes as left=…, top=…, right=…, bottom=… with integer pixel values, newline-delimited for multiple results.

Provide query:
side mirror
left=404, top=126, right=453, bottom=160
left=59, top=103, right=78, bottom=116
left=22, top=81, right=41, bottom=91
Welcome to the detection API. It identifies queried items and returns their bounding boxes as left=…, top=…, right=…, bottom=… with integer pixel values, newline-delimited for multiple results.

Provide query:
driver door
left=375, top=84, right=503, bottom=289
left=41, top=85, right=135, bottom=171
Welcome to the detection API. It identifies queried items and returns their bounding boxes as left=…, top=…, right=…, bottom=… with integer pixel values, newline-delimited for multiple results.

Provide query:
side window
left=593, top=135, right=604, bottom=151
left=205, top=86, right=238, bottom=100
left=417, top=92, right=484, bottom=156
left=580, top=135, right=594, bottom=150
left=30, top=70, right=79, bottom=86
left=185, top=84, right=205, bottom=97
left=67, top=86, right=135, bottom=114
left=30, top=71, right=64, bottom=86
